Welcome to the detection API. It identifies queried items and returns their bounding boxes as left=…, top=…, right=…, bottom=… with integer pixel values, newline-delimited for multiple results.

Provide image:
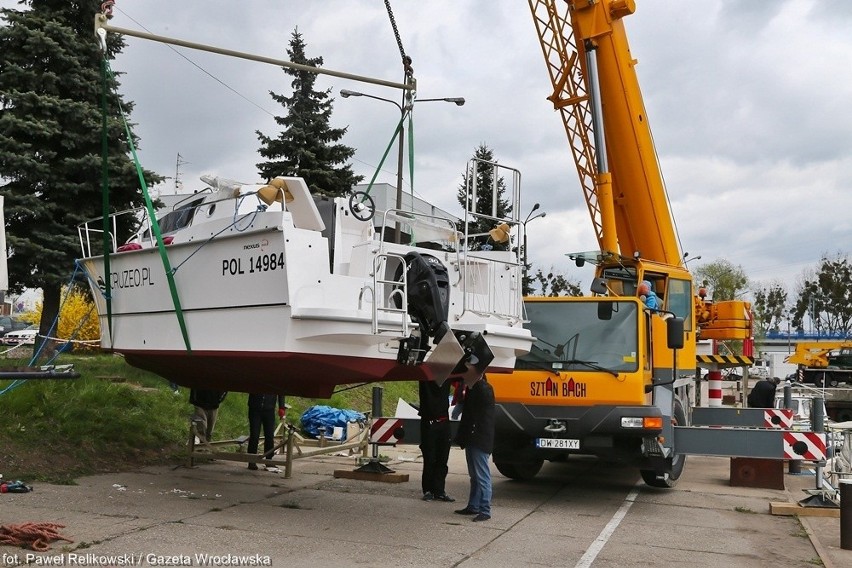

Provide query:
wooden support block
left=333, top=469, right=409, bottom=483
left=730, top=457, right=785, bottom=490
left=770, top=502, right=841, bottom=518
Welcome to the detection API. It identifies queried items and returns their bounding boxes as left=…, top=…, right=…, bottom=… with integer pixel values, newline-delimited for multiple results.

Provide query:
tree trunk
left=36, top=283, right=61, bottom=357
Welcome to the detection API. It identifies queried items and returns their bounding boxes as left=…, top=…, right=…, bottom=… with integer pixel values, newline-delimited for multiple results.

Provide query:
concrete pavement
left=1, top=447, right=850, bottom=567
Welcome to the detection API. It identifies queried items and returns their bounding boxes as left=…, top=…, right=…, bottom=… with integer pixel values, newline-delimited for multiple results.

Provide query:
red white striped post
left=708, top=370, right=723, bottom=407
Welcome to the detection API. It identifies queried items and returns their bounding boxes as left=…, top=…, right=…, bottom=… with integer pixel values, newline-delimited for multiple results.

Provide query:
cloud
left=5, top=0, right=850, bottom=295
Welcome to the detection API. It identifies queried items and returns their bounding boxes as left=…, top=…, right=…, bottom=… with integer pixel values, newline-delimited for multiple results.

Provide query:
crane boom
left=529, top=0, right=681, bottom=266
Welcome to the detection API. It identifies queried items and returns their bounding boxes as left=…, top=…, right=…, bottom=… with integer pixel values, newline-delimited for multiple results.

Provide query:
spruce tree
left=256, top=29, right=362, bottom=197
left=0, top=1, right=160, bottom=344
left=457, top=144, right=512, bottom=251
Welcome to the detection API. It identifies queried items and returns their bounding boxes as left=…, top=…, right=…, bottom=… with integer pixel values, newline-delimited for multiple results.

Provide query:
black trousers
left=248, top=407, right=276, bottom=459
left=420, top=419, right=451, bottom=495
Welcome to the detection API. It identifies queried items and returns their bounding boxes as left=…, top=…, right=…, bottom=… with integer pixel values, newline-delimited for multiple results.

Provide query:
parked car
left=0, top=316, right=29, bottom=337
left=1, top=325, right=38, bottom=346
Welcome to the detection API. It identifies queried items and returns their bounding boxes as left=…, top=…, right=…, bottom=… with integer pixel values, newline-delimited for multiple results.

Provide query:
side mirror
left=597, top=301, right=613, bottom=321
left=590, top=277, right=607, bottom=295
left=575, top=257, right=585, bottom=267
left=666, top=317, right=684, bottom=350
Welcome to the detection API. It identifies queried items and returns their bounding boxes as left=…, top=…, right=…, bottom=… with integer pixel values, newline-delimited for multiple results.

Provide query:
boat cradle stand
left=186, top=419, right=370, bottom=478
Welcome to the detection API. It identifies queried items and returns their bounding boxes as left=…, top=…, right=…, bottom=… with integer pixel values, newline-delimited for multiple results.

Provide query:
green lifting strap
left=363, top=113, right=407, bottom=198
left=101, top=59, right=192, bottom=352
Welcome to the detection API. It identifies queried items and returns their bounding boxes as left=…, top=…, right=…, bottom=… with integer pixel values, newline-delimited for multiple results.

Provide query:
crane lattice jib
left=529, top=0, right=603, bottom=249
left=529, top=0, right=682, bottom=266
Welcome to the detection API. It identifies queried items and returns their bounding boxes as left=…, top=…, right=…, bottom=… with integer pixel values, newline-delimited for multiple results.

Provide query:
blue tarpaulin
left=300, top=405, right=366, bottom=438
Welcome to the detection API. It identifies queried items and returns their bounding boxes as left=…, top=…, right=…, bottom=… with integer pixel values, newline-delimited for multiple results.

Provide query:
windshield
left=518, top=300, right=640, bottom=373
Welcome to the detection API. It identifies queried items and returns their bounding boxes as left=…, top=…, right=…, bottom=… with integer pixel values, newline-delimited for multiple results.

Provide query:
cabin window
left=666, top=278, right=693, bottom=331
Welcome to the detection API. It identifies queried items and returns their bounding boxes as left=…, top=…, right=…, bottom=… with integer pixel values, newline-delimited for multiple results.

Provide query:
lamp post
left=340, top=89, right=464, bottom=242
left=522, top=203, right=546, bottom=293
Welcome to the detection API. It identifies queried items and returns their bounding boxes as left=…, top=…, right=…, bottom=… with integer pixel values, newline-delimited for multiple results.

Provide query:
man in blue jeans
left=453, top=376, right=495, bottom=522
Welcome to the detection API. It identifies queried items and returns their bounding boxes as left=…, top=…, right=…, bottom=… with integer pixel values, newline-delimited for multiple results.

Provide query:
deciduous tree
left=751, top=280, right=788, bottom=337
left=530, top=267, right=582, bottom=297
left=791, top=252, right=852, bottom=337
left=693, top=259, right=749, bottom=301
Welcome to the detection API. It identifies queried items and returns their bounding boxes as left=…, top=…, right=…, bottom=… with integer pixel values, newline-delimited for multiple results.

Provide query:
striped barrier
left=764, top=409, right=793, bottom=429
left=782, top=432, right=826, bottom=461
left=370, top=418, right=405, bottom=445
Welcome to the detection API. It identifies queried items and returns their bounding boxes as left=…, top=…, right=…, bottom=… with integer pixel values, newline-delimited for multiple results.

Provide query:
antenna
left=175, top=153, right=189, bottom=193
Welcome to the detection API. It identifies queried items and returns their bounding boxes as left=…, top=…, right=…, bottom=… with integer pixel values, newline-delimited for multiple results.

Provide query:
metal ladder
left=371, top=252, right=409, bottom=337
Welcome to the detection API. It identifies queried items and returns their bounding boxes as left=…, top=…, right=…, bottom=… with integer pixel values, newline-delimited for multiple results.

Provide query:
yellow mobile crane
left=488, top=0, right=753, bottom=487
left=786, top=341, right=852, bottom=388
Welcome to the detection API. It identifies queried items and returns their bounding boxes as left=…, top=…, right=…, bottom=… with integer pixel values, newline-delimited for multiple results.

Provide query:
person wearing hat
left=747, top=376, right=781, bottom=408
left=637, top=280, right=660, bottom=310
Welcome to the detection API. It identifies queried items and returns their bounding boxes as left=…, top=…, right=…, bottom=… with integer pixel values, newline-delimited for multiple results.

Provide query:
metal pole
left=841, top=479, right=852, bottom=550
left=95, top=18, right=413, bottom=92
left=785, top=383, right=801, bottom=474
left=523, top=228, right=528, bottom=285
left=394, top=114, right=405, bottom=244
left=813, top=395, right=826, bottom=494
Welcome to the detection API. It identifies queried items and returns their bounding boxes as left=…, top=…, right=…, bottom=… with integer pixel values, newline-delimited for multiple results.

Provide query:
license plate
left=535, top=438, right=580, bottom=450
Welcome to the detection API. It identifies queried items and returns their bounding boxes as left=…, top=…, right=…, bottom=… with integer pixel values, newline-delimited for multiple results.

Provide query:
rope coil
left=0, top=522, right=73, bottom=552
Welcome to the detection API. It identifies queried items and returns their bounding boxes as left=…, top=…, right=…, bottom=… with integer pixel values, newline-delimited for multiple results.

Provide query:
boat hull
left=121, top=348, right=512, bottom=398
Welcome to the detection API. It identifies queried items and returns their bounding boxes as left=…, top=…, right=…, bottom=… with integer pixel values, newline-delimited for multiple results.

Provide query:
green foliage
left=791, top=252, right=852, bottom=336
left=456, top=144, right=513, bottom=251
left=29, top=285, right=101, bottom=349
left=256, top=28, right=362, bottom=197
left=751, top=280, right=788, bottom=337
left=529, top=267, right=582, bottom=297
left=0, top=353, right=419, bottom=481
left=0, top=1, right=161, bottom=348
left=693, top=259, right=749, bottom=301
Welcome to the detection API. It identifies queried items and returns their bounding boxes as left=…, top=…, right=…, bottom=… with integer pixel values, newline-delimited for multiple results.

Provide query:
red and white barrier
left=783, top=432, right=826, bottom=461
left=708, top=370, right=723, bottom=407
left=370, top=418, right=404, bottom=444
left=764, top=409, right=793, bottom=429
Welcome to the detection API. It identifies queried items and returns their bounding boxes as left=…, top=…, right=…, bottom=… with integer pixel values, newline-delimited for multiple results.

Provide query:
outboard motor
left=395, top=252, right=494, bottom=384
left=397, top=252, right=450, bottom=364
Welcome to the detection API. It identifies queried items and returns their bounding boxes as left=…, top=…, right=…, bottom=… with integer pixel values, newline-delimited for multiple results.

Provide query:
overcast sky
left=8, top=0, right=852, bottom=296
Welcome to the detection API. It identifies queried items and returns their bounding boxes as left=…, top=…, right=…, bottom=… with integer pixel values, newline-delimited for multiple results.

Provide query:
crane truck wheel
left=495, top=459, right=544, bottom=481
left=815, top=374, right=840, bottom=388
left=639, top=399, right=687, bottom=489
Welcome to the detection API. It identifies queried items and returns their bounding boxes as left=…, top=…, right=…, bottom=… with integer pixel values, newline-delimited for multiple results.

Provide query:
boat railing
left=78, top=190, right=278, bottom=258
left=457, top=158, right=524, bottom=321
left=77, top=206, right=142, bottom=258
left=457, top=252, right=523, bottom=321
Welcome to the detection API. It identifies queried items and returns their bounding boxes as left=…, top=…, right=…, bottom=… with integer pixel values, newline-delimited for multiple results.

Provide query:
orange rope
left=0, top=522, right=73, bottom=552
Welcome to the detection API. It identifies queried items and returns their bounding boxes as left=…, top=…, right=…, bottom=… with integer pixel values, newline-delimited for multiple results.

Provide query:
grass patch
left=734, top=506, right=756, bottom=514
left=1, top=351, right=418, bottom=482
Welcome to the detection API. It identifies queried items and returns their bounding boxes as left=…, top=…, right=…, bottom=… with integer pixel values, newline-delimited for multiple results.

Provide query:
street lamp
left=522, top=203, right=546, bottom=291
left=339, top=89, right=465, bottom=242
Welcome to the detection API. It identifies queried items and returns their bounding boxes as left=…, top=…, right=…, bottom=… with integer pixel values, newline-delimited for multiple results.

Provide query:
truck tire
left=815, top=373, right=840, bottom=388
left=639, top=399, right=687, bottom=489
left=495, top=459, right=544, bottom=481
left=835, top=407, right=852, bottom=422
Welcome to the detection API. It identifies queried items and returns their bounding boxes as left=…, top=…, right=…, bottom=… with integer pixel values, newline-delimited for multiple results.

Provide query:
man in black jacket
left=247, top=393, right=286, bottom=470
left=189, top=389, right=227, bottom=445
left=453, top=376, right=495, bottom=522
left=419, top=380, right=455, bottom=502
left=747, top=376, right=780, bottom=408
